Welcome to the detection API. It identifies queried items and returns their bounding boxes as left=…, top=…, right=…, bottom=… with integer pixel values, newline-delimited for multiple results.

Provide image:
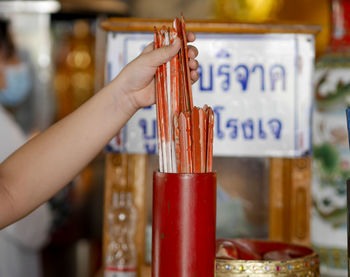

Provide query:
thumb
left=145, top=37, right=181, bottom=66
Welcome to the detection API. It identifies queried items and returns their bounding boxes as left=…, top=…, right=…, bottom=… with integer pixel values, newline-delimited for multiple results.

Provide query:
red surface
left=330, top=0, right=350, bottom=52
left=152, top=172, right=217, bottom=277
left=216, top=239, right=314, bottom=261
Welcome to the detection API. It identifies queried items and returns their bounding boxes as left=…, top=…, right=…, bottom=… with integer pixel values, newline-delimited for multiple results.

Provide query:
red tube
left=152, top=172, right=217, bottom=277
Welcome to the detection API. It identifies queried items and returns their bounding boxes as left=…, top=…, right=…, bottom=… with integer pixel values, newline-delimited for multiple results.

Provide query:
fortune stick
left=154, top=15, right=214, bottom=173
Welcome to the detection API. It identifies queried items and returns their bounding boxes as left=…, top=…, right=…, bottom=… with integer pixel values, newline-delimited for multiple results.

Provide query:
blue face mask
left=0, top=63, right=32, bottom=107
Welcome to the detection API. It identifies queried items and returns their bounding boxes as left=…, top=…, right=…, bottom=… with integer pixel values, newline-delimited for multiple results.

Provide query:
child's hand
left=113, top=31, right=199, bottom=114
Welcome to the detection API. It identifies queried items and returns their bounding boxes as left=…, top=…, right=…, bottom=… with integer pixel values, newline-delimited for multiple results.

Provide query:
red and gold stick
left=154, top=16, right=214, bottom=173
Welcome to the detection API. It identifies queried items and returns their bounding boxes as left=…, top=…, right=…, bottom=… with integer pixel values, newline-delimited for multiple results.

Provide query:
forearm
left=0, top=29, right=197, bottom=229
left=0, top=78, right=136, bottom=228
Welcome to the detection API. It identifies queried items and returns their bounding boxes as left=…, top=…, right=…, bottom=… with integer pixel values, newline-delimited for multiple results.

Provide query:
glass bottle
left=105, top=191, right=137, bottom=277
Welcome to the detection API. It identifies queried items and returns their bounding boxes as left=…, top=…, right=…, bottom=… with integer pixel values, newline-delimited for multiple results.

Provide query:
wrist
left=107, top=77, right=138, bottom=119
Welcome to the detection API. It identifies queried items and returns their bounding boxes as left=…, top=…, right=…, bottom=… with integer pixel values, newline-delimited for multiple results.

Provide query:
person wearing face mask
left=0, top=18, right=32, bottom=106
left=0, top=18, right=52, bottom=277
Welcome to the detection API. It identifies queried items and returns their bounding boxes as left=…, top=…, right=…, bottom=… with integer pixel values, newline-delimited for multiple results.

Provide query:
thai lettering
left=210, top=106, right=283, bottom=141
left=145, top=144, right=157, bottom=154
left=142, top=105, right=152, bottom=110
left=226, top=119, right=238, bottom=139
left=258, top=119, right=267, bottom=139
left=224, top=117, right=282, bottom=140
left=268, top=119, right=282, bottom=139
left=251, top=64, right=265, bottom=91
left=190, top=106, right=283, bottom=141
left=234, top=64, right=249, bottom=91
left=216, top=48, right=231, bottom=59
left=138, top=119, right=156, bottom=140
left=134, top=114, right=282, bottom=153
left=241, top=119, right=254, bottom=139
left=270, top=64, right=286, bottom=91
left=218, top=64, right=230, bottom=91
left=213, top=106, right=225, bottom=139
left=198, top=63, right=286, bottom=93
left=138, top=118, right=157, bottom=153
left=198, top=64, right=213, bottom=92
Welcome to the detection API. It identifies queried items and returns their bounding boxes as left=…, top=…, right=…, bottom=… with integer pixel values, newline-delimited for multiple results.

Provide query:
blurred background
left=0, top=0, right=348, bottom=276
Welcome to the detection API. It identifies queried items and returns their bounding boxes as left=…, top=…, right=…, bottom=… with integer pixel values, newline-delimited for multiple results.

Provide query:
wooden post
left=103, top=153, right=147, bottom=277
left=269, top=157, right=311, bottom=246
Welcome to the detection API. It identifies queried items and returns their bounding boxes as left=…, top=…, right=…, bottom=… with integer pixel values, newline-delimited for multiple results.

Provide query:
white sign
left=106, top=32, right=314, bottom=157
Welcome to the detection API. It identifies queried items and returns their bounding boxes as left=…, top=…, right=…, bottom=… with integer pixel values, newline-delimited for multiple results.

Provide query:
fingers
left=141, top=32, right=199, bottom=84
left=186, top=39, right=199, bottom=83
left=188, top=45, right=198, bottom=59
left=143, top=37, right=181, bottom=67
left=190, top=70, right=199, bottom=84
left=188, top=51, right=199, bottom=84
left=186, top=32, right=199, bottom=84
left=186, top=31, right=196, bottom=43
left=188, top=58, right=198, bottom=71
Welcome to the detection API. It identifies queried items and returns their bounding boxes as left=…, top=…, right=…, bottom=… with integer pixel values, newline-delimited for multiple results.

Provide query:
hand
left=114, top=31, right=199, bottom=113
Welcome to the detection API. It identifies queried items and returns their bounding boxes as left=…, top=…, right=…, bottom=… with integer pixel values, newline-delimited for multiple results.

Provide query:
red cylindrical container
left=152, top=172, right=217, bottom=277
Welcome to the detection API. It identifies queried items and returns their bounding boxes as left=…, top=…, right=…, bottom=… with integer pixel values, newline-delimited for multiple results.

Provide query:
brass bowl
left=215, top=239, right=319, bottom=276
